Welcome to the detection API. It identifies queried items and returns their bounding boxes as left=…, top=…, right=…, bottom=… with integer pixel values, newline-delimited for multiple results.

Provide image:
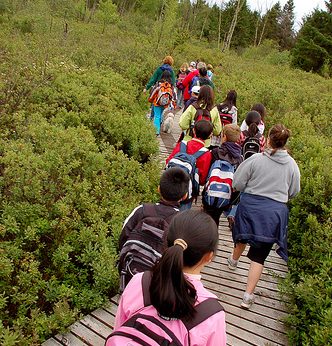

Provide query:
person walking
left=227, top=124, right=300, bottom=309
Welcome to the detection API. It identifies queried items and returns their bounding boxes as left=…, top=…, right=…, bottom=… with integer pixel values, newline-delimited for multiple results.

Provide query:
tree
left=260, top=3, right=282, bottom=43
left=278, top=0, right=295, bottom=50
left=291, top=6, right=332, bottom=76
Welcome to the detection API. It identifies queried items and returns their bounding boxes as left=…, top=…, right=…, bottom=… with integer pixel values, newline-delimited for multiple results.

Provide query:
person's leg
left=232, top=242, right=246, bottom=260
left=246, top=261, right=264, bottom=294
left=153, top=106, right=163, bottom=135
left=203, top=204, right=223, bottom=227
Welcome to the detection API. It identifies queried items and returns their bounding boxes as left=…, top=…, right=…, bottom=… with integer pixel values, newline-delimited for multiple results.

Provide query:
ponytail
left=150, top=210, right=218, bottom=320
left=268, top=124, right=290, bottom=156
left=245, top=111, right=261, bottom=137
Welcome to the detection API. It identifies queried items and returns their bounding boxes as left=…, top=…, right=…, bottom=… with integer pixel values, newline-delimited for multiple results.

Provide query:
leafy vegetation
left=0, top=1, right=331, bottom=345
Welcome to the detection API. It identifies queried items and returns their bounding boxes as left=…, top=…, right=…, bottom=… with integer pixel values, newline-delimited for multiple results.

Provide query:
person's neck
left=183, top=264, right=204, bottom=275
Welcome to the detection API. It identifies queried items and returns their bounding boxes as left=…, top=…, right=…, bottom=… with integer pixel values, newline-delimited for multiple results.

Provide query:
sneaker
left=227, top=255, right=238, bottom=270
left=241, top=292, right=255, bottom=309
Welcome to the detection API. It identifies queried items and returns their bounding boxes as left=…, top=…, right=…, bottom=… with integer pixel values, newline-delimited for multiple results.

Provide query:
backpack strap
left=192, top=147, right=208, bottom=160
left=179, top=141, right=187, bottom=153
left=142, top=271, right=152, bottom=307
left=182, top=298, right=224, bottom=331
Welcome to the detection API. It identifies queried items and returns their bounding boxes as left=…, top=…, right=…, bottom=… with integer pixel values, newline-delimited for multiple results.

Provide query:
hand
left=143, top=88, right=147, bottom=94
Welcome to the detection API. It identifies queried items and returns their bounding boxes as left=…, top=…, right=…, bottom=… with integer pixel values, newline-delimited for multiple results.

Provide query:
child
left=107, top=210, right=227, bottom=346
left=118, top=167, right=189, bottom=292
left=211, top=90, right=238, bottom=148
left=180, top=85, right=222, bottom=148
left=183, top=85, right=200, bottom=111
left=176, top=62, right=189, bottom=109
left=240, top=103, right=266, bottom=134
left=239, top=111, right=266, bottom=159
left=207, top=64, right=214, bottom=80
left=148, top=70, right=177, bottom=136
left=166, top=120, right=213, bottom=210
left=203, top=124, right=243, bottom=226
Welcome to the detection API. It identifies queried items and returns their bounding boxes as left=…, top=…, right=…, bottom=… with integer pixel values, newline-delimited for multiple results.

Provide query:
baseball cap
left=190, top=61, right=196, bottom=67
left=192, top=85, right=200, bottom=94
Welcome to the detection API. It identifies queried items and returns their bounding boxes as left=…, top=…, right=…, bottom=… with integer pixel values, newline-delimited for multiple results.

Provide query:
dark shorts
left=245, top=242, right=274, bottom=265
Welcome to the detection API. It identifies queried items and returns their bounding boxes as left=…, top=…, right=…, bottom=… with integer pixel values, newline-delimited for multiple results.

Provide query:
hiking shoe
left=241, top=293, right=255, bottom=309
left=227, top=255, right=238, bottom=270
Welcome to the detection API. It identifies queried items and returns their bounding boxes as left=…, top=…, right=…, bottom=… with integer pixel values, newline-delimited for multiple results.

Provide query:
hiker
left=240, top=103, right=266, bottom=134
left=207, top=64, right=214, bottom=80
left=166, top=120, right=213, bottom=210
left=143, top=55, right=176, bottom=94
left=180, top=61, right=206, bottom=103
left=211, top=90, right=238, bottom=148
left=179, top=85, right=222, bottom=147
left=117, top=167, right=189, bottom=292
left=188, top=61, right=196, bottom=72
left=183, top=85, right=200, bottom=111
left=148, top=70, right=177, bottom=136
left=176, top=62, right=189, bottom=109
left=190, top=66, right=215, bottom=92
left=228, top=124, right=300, bottom=310
left=203, top=124, right=243, bottom=227
left=107, top=210, right=226, bottom=346
left=239, top=111, right=266, bottom=159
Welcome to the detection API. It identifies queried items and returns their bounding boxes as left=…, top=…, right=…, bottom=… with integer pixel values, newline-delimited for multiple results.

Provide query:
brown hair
left=245, top=111, right=261, bottom=137
left=150, top=210, right=218, bottom=319
left=180, top=62, right=189, bottom=71
left=251, top=103, right=266, bottom=121
left=268, top=124, right=291, bottom=155
left=196, top=85, right=215, bottom=111
left=163, top=55, right=174, bottom=66
left=223, top=124, right=241, bottom=142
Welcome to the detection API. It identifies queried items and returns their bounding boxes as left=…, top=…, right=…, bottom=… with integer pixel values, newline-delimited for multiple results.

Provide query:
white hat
left=190, top=61, right=196, bottom=67
left=192, top=85, right=200, bottom=94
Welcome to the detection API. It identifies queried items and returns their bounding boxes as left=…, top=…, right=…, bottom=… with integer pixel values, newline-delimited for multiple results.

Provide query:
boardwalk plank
left=70, top=322, right=105, bottom=346
left=54, top=332, right=87, bottom=346
left=42, top=338, right=64, bottom=346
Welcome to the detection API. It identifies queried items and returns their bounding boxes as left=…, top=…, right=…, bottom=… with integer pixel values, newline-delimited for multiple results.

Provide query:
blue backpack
left=203, top=160, right=234, bottom=208
left=166, top=141, right=208, bottom=199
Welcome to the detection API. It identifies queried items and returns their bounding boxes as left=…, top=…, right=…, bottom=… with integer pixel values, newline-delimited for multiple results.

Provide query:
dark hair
left=245, top=111, right=261, bottom=137
left=196, top=85, right=214, bottom=111
left=194, top=120, right=213, bottom=140
left=218, top=89, right=237, bottom=112
left=159, top=167, right=189, bottom=202
left=160, top=70, right=172, bottom=84
left=150, top=210, right=218, bottom=319
left=198, top=67, right=207, bottom=77
left=268, top=124, right=290, bottom=155
left=251, top=103, right=266, bottom=121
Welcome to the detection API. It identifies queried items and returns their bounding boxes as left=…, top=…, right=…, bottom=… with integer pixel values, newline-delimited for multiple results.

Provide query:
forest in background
left=0, top=0, right=331, bottom=345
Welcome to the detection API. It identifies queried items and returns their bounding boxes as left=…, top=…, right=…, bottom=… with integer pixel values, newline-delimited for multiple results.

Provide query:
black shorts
left=245, top=242, right=274, bottom=265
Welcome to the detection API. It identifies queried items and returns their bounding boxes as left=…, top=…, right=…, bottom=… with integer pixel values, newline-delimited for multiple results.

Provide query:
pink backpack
left=106, top=272, right=224, bottom=345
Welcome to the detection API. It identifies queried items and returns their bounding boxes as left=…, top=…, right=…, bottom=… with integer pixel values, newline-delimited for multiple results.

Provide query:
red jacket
left=181, top=69, right=199, bottom=101
left=166, top=138, right=212, bottom=185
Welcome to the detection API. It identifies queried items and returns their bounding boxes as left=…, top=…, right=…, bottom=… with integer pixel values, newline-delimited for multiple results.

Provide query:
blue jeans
left=180, top=199, right=193, bottom=211
left=153, top=105, right=164, bottom=134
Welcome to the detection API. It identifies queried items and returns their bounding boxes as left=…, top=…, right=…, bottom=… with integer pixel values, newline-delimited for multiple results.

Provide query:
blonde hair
left=180, top=62, right=189, bottom=71
left=223, top=124, right=241, bottom=143
left=207, top=64, right=214, bottom=72
left=163, top=56, right=174, bottom=66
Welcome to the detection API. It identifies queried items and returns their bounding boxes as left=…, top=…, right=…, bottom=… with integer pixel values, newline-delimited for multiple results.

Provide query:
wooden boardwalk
left=43, top=111, right=289, bottom=346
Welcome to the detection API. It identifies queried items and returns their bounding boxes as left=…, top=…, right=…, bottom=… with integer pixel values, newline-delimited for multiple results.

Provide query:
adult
left=228, top=124, right=300, bottom=309
left=107, top=210, right=226, bottom=346
left=143, top=55, right=176, bottom=93
left=179, top=85, right=222, bottom=148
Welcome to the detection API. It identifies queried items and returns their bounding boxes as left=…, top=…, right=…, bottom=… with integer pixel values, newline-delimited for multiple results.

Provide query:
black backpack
left=242, top=130, right=262, bottom=160
left=118, top=204, right=176, bottom=292
left=188, top=102, right=212, bottom=137
left=106, top=271, right=224, bottom=346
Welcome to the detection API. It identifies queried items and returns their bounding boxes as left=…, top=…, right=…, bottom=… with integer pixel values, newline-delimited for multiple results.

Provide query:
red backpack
left=218, top=105, right=233, bottom=126
left=188, top=102, right=212, bottom=137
